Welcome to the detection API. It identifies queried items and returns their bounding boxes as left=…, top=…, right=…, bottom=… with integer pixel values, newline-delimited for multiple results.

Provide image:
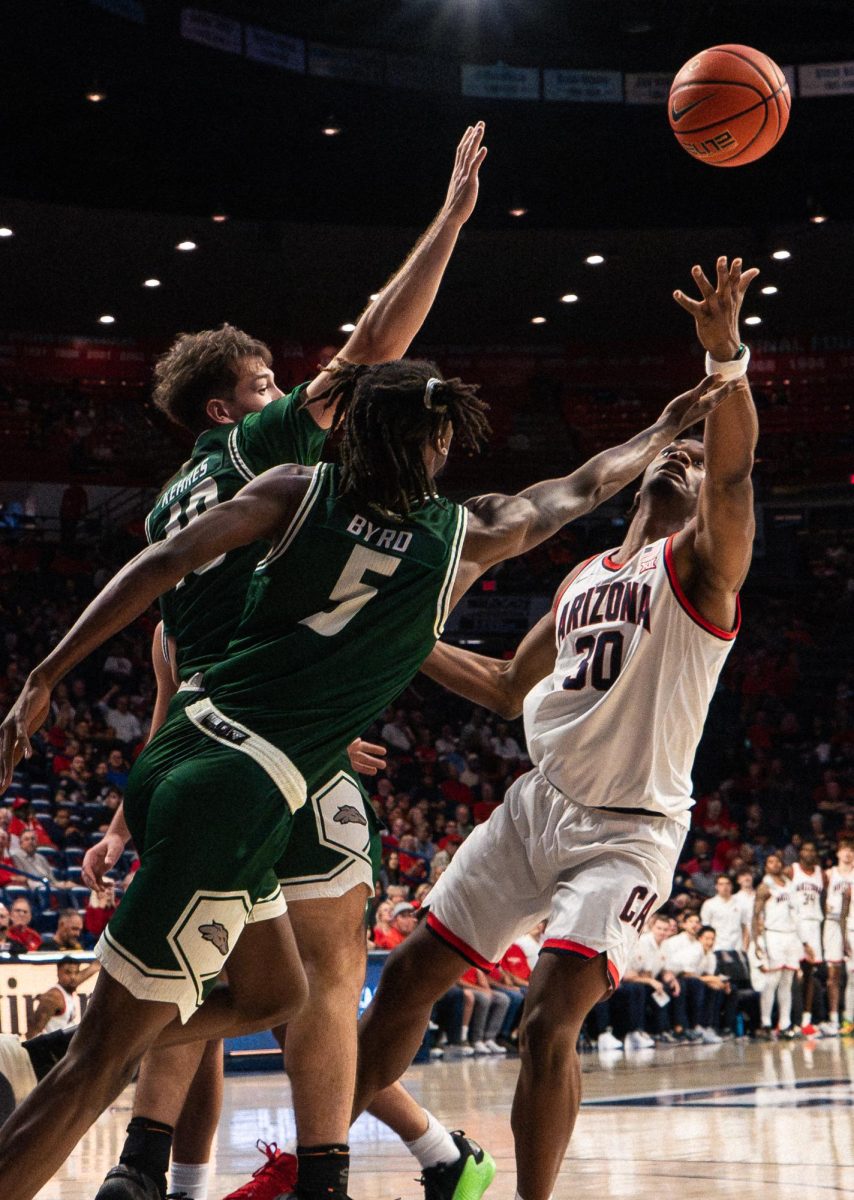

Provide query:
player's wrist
left=705, top=342, right=749, bottom=378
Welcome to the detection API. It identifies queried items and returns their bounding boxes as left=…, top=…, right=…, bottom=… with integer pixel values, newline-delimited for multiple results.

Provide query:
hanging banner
left=543, top=69, right=622, bottom=103
left=245, top=25, right=305, bottom=73
left=385, top=52, right=458, bottom=94
left=798, top=61, right=854, bottom=96
left=89, top=0, right=145, bottom=22
left=180, top=8, right=242, bottom=55
left=461, top=63, right=540, bottom=100
left=308, top=43, right=384, bottom=85
left=624, top=72, right=672, bottom=105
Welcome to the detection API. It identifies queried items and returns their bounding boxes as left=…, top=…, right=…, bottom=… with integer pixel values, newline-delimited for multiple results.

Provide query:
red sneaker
left=800, top=1023, right=818, bottom=1039
left=221, top=1141, right=298, bottom=1200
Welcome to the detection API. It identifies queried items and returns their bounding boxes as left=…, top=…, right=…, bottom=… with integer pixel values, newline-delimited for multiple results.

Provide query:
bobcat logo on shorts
left=333, top=804, right=368, bottom=827
left=198, top=920, right=230, bottom=955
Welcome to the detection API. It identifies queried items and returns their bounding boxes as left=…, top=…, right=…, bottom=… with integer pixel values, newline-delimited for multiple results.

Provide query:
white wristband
left=705, top=343, right=750, bottom=379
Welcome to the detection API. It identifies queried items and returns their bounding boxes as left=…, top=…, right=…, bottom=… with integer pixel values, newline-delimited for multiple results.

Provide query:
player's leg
left=511, top=951, right=611, bottom=1200
left=169, top=1039, right=224, bottom=1200
left=800, top=959, right=816, bottom=1032
left=777, top=968, right=795, bottom=1033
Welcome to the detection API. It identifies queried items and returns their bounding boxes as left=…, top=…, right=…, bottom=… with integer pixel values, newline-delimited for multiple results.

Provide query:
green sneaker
left=421, top=1132, right=496, bottom=1200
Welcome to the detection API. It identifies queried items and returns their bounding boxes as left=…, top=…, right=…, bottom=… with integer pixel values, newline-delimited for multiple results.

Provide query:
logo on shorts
left=333, top=804, right=368, bottom=827
left=200, top=712, right=249, bottom=746
left=198, top=920, right=230, bottom=955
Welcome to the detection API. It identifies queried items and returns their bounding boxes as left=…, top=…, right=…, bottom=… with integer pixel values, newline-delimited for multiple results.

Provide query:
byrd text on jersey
left=557, top=578, right=652, bottom=643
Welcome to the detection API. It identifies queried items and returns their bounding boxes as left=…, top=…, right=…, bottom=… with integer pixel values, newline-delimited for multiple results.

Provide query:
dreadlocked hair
left=314, top=358, right=491, bottom=518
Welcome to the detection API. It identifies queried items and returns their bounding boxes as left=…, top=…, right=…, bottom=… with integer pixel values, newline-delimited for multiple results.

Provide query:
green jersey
left=144, top=385, right=326, bottom=680
left=201, top=462, right=467, bottom=779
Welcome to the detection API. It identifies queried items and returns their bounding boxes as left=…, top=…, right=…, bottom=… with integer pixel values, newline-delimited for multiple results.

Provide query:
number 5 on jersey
left=301, top=545, right=400, bottom=638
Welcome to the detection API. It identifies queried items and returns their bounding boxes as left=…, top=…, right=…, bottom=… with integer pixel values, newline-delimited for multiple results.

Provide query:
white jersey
left=734, top=888, right=756, bottom=933
left=630, top=931, right=667, bottom=976
left=762, top=875, right=797, bottom=933
left=44, top=984, right=81, bottom=1033
left=790, top=862, right=824, bottom=921
left=700, top=894, right=746, bottom=951
left=825, top=867, right=853, bottom=923
left=523, top=537, right=739, bottom=825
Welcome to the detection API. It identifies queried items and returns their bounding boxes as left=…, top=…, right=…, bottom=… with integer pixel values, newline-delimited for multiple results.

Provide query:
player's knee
left=520, top=1001, right=580, bottom=1072
left=238, top=967, right=308, bottom=1028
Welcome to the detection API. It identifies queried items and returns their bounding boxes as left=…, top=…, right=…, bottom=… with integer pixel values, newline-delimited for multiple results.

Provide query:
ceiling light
left=744, top=315, right=762, bottom=326
left=211, top=213, right=228, bottom=223
left=98, top=314, right=115, bottom=325
left=508, top=207, right=528, bottom=218
left=86, top=89, right=106, bottom=103
left=809, top=213, right=827, bottom=224
left=143, top=278, right=161, bottom=288
left=531, top=316, right=547, bottom=325
left=771, top=249, right=791, bottom=260
left=760, top=285, right=778, bottom=296
left=561, top=293, right=579, bottom=304
left=0, top=227, right=13, bottom=238
left=340, top=323, right=356, bottom=333
left=585, top=254, right=605, bottom=265
left=322, top=118, right=342, bottom=137
left=176, top=240, right=197, bottom=251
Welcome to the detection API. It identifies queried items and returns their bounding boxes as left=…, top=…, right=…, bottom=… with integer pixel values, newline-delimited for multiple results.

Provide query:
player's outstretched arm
left=304, top=123, right=487, bottom=420
left=454, top=374, right=735, bottom=588
left=423, top=608, right=558, bottom=718
left=0, top=469, right=310, bottom=789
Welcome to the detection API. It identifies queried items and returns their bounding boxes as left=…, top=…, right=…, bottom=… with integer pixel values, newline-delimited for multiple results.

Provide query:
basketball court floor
left=35, top=1039, right=854, bottom=1199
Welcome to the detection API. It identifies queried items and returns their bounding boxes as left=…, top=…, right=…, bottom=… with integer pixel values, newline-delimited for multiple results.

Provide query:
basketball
left=669, top=44, right=791, bottom=167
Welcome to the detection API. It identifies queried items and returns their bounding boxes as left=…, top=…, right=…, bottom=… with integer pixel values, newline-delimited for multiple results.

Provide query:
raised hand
left=674, top=255, right=760, bottom=361
left=347, top=738, right=387, bottom=777
left=442, top=122, right=488, bottom=228
left=661, top=374, right=739, bottom=433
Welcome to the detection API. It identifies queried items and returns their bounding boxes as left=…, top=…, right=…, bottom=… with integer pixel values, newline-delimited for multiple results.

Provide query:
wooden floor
left=37, top=1038, right=854, bottom=1200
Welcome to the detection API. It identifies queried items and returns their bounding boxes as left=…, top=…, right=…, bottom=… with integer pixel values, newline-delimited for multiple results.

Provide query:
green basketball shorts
left=96, top=696, right=306, bottom=1023
left=275, top=758, right=383, bottom=901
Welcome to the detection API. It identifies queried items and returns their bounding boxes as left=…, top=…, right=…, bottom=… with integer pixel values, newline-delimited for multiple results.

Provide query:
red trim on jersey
left=663, top=534, right=740, bottom=641
left=602, top=553, right=623, bottom=572
left=551, top=555, right=598, bottom=614
left=541, top=938, right=620, bottom=990
left=426, top=913, right=495, bottom=971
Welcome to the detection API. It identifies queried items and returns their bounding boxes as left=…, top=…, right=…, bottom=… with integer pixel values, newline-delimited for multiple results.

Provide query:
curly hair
left=152, top=324, right=272, bottom=434
left=315, top=358, right=491, bottom=517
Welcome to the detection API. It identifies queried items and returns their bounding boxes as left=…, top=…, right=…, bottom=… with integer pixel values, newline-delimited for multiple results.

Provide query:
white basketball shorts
left=761, top=929, right=802, bottom=971
left=822, top=919, right=850, bottom=965
left=425, top=768, right=686, bottom=989
left=797, top=919, right=823, bottom=963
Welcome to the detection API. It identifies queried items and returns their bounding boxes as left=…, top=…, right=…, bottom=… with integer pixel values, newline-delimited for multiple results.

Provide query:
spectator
left=8, top=896, right=43, bottom=952
left=459, top=966, right=511, bottom=1054
left=662, top=913, right=722, bottom=1043
left=380, top=708, right=414, bottom=753
left=40, top=909, right=86, bottom=952
left=0, top=903, right=20, bottom=954
left=98, top=685, right=143, bottom=747
left=491, top=723, right=522, bottom=762
left=374, top=902, right=418, bottom=950
left=701, top=875, right=749, bottom=951
left=12, top=830, right=73, bottom=893
left=0, top=828, right=25, bottom=885
left=9, top=800, right=55, bottom=848
left=105, top=748, right=130, bottom=791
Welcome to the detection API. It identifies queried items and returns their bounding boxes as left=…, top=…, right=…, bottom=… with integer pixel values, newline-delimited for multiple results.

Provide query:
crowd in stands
left=0, top=500, right=851, bottom=1055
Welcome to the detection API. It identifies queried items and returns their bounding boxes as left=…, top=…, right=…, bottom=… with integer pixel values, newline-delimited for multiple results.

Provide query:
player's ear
left=206, top=396, right=233, bottom=425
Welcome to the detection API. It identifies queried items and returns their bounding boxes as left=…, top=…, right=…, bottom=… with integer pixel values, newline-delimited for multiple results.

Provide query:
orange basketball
left=669, top=44, right=791, bottom=167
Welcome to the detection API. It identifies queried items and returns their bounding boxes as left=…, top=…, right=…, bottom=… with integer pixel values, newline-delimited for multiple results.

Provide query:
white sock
left=169, top=1161, right=210, bottom=1200
left=830, top=1010, right=839, bottom=1023
left=405, top=1110, right=460, bottom=1169
left=460, top=1025, right=469, bottom=1042
left=802, top=1010, right=812, bottom=1026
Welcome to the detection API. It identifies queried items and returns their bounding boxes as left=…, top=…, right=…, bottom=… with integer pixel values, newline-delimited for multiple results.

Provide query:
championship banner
left=624, top=72, right=672, bottom=105
left=543, top=69, right=622, bottom=103
left=461, top=63, right=540, bottom=100
left=180, top=8, right=242, bottom=55
left=0, top=953, right=98, bottom=1036
left=244, top=25, right=306, bottom=74
left=798, top=61, right=854, bottom=97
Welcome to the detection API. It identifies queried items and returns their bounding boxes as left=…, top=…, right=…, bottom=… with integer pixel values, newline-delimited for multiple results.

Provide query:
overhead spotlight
left=176, top=240, right=197, bottom=251
left=809, top=212, right=828, bottom=224
left=561, top=293, right=579, bottom=304
left=585, top=254, right=605, bottom=265
left=86, top=87, right=106, bottom=103
left=143, top=278, right=161, bottom=288
left=211, top=212, right=229, bottom=224
left=531, top=316, right=547, bottom=325
left=340, top=322, right=356, bottom=332
left=0, top=227, right=13, bottom=238
left=744, top=315, right=762, bottom=326
left=760, top=285, right=778, bottom=296
left=771, top=249, right=791, bottom=260
left=508, top=207, right=528, bottom=218
left=98, top=314, right=115, bottom=325
left=322, top=117, right=342, bottom=137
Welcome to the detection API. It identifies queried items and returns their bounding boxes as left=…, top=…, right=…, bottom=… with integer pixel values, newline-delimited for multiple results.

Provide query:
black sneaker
left=95, top=1164, right=164, bottom=1200
left=655, top=1031, right=680, bottom=1045
left=420, top=1131, right=496, bottom=1200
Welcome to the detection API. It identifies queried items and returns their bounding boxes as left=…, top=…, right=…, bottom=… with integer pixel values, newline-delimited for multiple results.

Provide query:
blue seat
left=64, top=847, right=84, bottom=866
left=31, top=799, right=52, bottom=815
left=29, top=783, right=51, bottom=799
left=4, top=885, right=32, bottom=907
left=35, top=910, right=58, bottom=935
left=38, top=847, right=61, bottom=866
left=70, top=886, right=91, bottom=909
left=65, top=866, right=83, bottom=883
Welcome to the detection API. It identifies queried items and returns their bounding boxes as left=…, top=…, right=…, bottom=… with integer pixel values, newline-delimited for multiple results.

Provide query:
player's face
left=58, top=965, right=79, bottom=991
left=838, top=846, right=854, bottom=867
left=766, top=854, right=782, bottom=875
left=641, top=438, right=705, bottom=508
left=230, top=357, right=284, bottom=417
left=716, top=877, right=732, bottom=897
left=800, top=843, right=818, bottom=867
